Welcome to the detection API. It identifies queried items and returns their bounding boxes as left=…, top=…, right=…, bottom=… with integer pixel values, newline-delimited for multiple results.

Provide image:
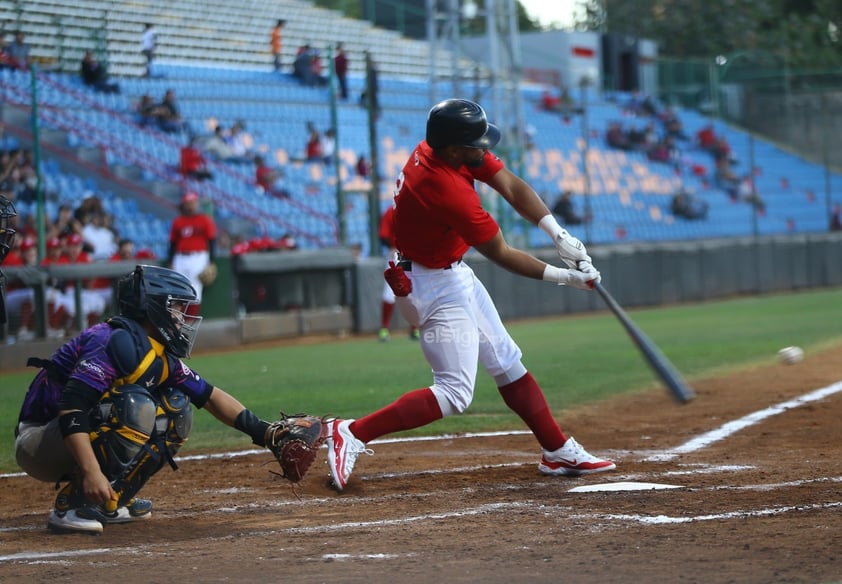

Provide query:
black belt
left=396, top=257, right=461, bottom=271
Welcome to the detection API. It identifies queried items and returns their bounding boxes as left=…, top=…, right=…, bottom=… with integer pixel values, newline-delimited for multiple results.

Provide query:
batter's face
left=439, top=145, right=487, bottom=169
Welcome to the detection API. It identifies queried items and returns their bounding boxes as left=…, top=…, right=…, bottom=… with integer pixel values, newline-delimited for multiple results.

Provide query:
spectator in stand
left=271, top=19, right=286, bottom=72
left=670, top=188, right=709, bottom=220
left=63, top=232, right=107, bottom=328
left=714, top=158, right=741, bottom=200
left=736, top=176, right=765, bottom=213
left=179, top=136, right=213, bottom=182
left=355, top=153, right=371, bottom=178
left=696, top=124, right=717, bottom=151
left=134, top=94, right=160, bottom=127
left=90, top=238, right=138, bottom=309
left=605, top=122, right=630, bottom=150
left=167, top=191, right=216, bottom=317
left=156, top=89, right=188, bottom=134
left=648, top=135, right=679, bottom=166
left=81, top=211, right=118, bottom=261
left=660, top=107, right=687, bottom=140
left=79, top=51, right=120, bottom=94
left=141, top=23, right=157, bottom=78
left=223, top=122, right=255, bottom=164
left=0, top=35, right=14, bottom=70
left=552, top=191, right=586, bottom=226
left=51, top=203, right=79, bottom=241
left=305, top=122, right=322, bottom=161
left=361, top=50, right=380, bottom=116
left=276, top=233, right=298, bottom=251
left=321, top=128, right=336, bottom=165
left=293, top=44, right=325, bottom=86
left=7, top=31, right=31, bottom=70
left=5, top=235, right=40, bottom=342
left=334, top=42, right=349, bottom=100
left=254, top=154, right=291, bottom=199
left=13, top=148, right=38, bottom=203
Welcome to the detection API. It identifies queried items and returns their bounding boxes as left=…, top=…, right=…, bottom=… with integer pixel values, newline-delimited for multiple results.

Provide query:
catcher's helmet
left=0, top=195, right=17, bottom=265
left=117, top=265, right=202, bottom=358
left=425, top=99, right=501, bottom=150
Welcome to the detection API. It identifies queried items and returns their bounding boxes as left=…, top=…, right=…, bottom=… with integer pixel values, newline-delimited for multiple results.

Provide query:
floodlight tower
left=425, top=0, right=525, bottom=173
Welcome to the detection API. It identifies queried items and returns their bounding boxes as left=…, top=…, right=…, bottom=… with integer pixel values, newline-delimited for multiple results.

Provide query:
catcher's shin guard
left=109, top=387, right=193, bottom=507
left=89, top=384, right=157, bottom=481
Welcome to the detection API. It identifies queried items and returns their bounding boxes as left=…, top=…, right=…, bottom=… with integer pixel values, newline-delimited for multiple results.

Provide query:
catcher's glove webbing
left=265, top=413, right=329, bottom=483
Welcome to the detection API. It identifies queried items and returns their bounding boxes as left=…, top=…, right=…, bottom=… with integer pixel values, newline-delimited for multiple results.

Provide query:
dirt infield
left=2, top=345, right=842, bottom=584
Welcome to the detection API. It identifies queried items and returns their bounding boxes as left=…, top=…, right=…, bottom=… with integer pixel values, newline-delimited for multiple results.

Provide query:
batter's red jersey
left=393, top=141, right=503, bottom=268
left=378, top=206, right=396, bottom=248
left=170, top=213, right=216, bottom=254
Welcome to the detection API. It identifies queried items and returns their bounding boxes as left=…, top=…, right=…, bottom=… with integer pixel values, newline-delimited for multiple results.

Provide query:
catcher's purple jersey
left=18, top=320, right=211, bottom=424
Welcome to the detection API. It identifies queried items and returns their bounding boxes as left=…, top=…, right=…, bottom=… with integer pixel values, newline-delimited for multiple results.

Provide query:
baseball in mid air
left=777, top=346, right=804, bottom=365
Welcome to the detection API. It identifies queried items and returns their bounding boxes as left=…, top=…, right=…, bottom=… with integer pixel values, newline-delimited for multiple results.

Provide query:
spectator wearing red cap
left=167, top=192, right=216, bottom=316
left=5, top=236, right=38, bottom=341
left=56, top=233, right=107, bottom=333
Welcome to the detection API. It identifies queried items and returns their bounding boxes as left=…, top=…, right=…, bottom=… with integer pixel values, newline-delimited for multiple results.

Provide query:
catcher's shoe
left=48, top=508, right=104, bottom=534
left=104, top=498, right=153, bottom=524
left=538, top=437, right=616, bottom=477
left=326, top=419, right=372, bottom=491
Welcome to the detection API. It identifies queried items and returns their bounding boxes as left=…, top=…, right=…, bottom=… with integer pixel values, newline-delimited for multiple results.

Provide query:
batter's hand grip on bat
left=594, top=281, right=695, bottom=404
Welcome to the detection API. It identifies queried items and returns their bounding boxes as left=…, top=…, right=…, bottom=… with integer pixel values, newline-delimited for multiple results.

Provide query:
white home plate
left=569, top=481, right=683, bottom=493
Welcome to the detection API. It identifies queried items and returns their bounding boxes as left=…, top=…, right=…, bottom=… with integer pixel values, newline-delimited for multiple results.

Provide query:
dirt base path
left=3, top=346, right=841, bottom=584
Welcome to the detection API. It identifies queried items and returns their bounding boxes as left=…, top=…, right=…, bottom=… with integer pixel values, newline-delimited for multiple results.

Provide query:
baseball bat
left=593, top=281, right=695, bottom=404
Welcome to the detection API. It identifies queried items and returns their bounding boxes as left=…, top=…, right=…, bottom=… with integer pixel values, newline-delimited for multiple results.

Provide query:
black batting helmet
left=425, top=99, right=501, bottom=150
left=0, top=195, right=17, bottom=265
left=117, top=265, right=202, bottom=358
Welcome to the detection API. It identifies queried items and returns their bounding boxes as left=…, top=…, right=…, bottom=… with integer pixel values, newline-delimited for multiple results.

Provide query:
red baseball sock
left=381, top=301, right=394, bottom=329
left=350, top=388, right=442, bottom=444
left=498, top=372, right=566, bottom=451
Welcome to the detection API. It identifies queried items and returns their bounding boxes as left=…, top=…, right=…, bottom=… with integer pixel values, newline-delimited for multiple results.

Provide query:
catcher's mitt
left=198, top=262, right=217, bottom=286
left=265, top=413, right=329, bottom=483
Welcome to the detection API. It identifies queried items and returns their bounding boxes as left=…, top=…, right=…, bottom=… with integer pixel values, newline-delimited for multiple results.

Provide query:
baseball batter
left=326, top=99, right=615, bottom=491
left=168, top=191, right=216, bottom=316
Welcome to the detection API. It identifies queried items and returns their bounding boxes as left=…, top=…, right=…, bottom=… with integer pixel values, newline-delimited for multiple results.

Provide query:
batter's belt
left=396, top=255, right=462, bottom=272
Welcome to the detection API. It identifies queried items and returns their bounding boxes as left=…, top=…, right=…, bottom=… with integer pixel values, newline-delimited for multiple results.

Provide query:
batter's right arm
left=476, top=231, right=598, bottom=290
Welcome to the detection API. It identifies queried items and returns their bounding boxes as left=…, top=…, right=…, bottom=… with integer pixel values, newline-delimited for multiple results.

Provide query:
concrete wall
left=3, top=234, right=841, bottom=370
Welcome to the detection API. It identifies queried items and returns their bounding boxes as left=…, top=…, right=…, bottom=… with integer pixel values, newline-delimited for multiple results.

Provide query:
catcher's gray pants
left=16, top=418, right=75, bottom=483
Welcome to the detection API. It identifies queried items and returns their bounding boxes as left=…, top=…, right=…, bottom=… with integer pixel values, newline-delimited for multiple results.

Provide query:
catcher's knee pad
left=108, top=388, right=193, bottom=508
left=89, top=384, right=157, bottom=480
left=154, top=387, right=193, bottom=457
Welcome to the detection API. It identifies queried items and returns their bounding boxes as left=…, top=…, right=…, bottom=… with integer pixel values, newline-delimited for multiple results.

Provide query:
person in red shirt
left=167, top=191, right=217, bottom=316
left=376, top=206, right=417, bottom=341
left=179, top=136, right=213, bottom=182
left=325, top=99, right=611, bottom=492
left=334, top=42, right=349, bottom=100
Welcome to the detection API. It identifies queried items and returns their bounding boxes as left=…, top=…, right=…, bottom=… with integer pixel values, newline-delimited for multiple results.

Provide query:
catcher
left=14, top=265, right=328, bottom=534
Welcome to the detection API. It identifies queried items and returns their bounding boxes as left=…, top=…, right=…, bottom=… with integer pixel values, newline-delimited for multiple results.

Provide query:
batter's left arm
left=485, top=168, right=551, bottom=225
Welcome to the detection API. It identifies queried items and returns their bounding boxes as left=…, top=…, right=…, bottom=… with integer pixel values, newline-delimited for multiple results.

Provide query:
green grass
left=3, top=287, right=841, bottom=473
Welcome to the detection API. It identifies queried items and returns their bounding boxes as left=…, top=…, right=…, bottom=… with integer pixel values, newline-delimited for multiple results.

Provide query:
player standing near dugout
left=326, top=99, right=615, bottom=491
left=168, top=191, right=216, bottom=317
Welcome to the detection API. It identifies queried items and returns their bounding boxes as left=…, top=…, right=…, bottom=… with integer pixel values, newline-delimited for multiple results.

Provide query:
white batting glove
left=577, top=260, right=601, bottom=285
left=542, top=264, right=600, bottom=290
left=538, top=214, right=591, bottom=268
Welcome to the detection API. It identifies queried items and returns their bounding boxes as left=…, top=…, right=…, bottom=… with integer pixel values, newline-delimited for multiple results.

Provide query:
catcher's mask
left=0, top=195, right=17, bottom=265
left=117, top=265, right=202, bottom=358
